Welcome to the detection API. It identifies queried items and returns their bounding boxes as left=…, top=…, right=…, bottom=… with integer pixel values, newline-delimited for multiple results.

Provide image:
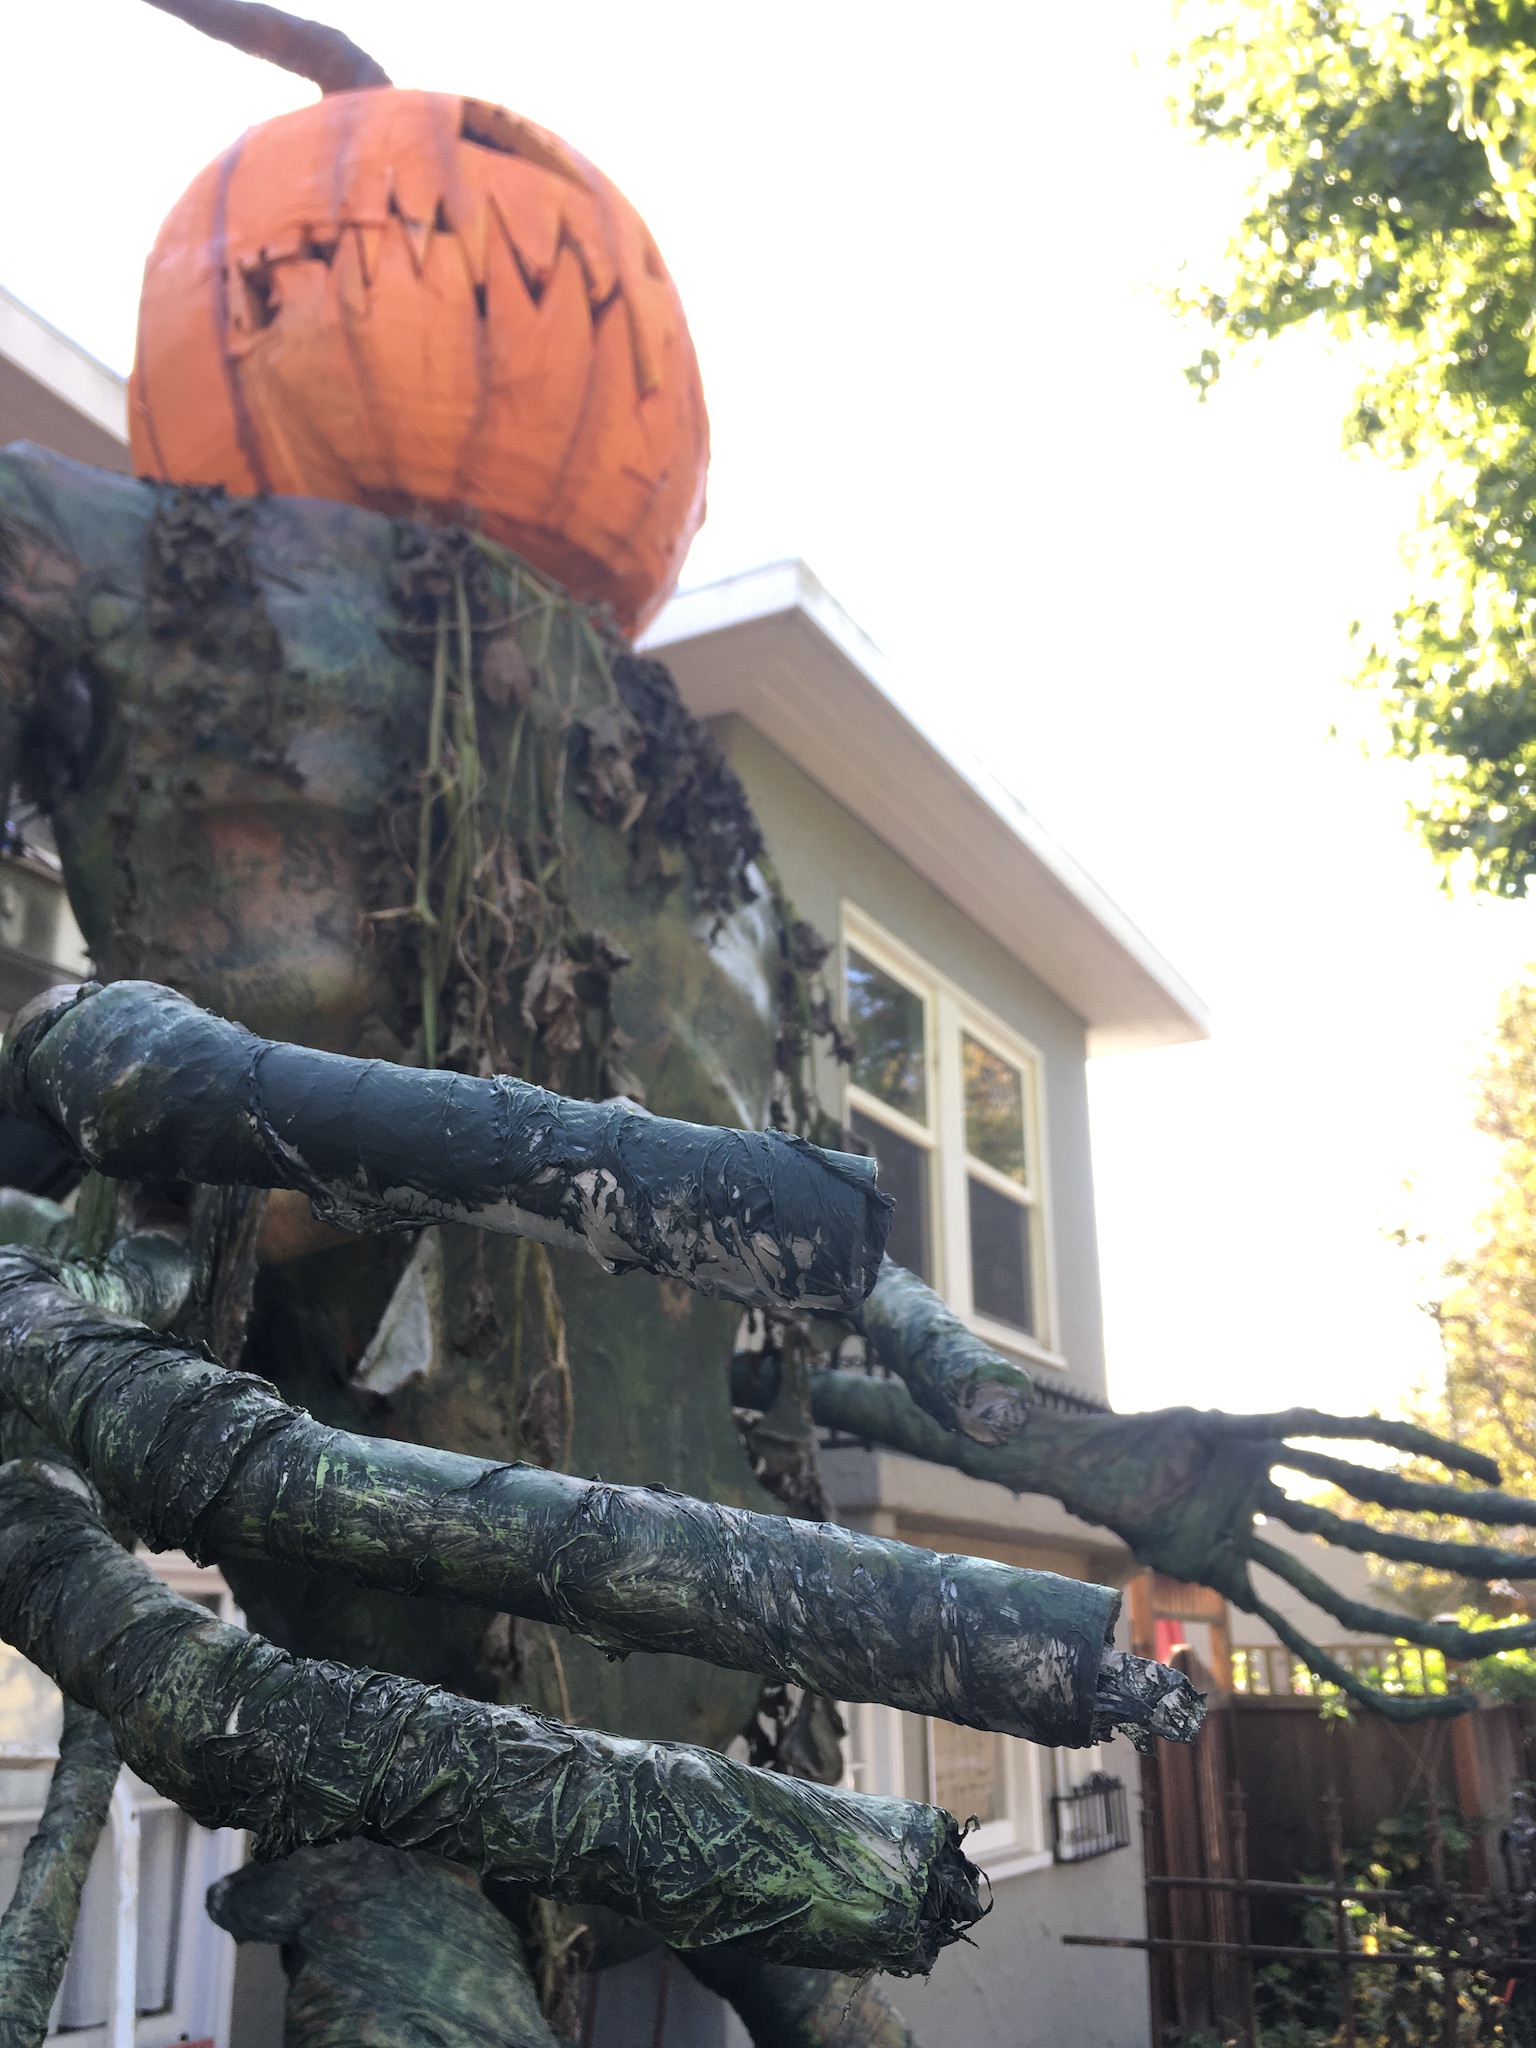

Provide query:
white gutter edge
left=0, top=285, right=128, bottom=444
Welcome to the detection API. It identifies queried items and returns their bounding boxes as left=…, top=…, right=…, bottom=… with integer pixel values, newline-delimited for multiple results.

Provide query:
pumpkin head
left=129, top=90, right=708, bottom=634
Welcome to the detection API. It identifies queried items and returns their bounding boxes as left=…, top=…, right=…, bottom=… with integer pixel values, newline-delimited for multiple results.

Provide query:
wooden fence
left=1120, top=1680, right=1536, bottom=2040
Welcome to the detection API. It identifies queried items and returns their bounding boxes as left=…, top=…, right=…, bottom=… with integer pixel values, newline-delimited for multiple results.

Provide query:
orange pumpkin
left=129, top=90, right=708, bottom=634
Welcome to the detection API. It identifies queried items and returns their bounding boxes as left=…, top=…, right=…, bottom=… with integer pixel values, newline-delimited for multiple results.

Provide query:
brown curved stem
left=141, top=0, right=391, bottom=92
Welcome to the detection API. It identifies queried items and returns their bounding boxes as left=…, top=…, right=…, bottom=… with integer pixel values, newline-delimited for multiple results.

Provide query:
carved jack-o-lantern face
left=129, top=89, right=708, bottom=634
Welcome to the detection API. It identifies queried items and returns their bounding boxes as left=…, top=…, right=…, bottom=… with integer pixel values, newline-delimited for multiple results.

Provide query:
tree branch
left=2, top=982, right=892, bottom=1315
left=0, top=1250, right=1182, bottom=1748
left=142, top=0, right=390, bottom=92
left=0, top=1702, right=120, bottom=2048
left=0, top=1457, right=984, bottom=1975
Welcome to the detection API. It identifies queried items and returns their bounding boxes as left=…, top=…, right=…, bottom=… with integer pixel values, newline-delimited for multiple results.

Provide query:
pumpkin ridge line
left=212, top=132, right=273, bottom=496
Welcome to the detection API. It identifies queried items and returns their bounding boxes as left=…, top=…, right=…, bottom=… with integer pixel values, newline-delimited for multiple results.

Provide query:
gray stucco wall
left=712, top=713, right=1110, bottom=1404
left=893, top=1741, right=1151, bottom=2048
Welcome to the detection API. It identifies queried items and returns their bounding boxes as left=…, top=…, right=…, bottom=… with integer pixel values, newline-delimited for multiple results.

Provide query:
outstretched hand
left=809, top=1374, right=1536, bottom=1720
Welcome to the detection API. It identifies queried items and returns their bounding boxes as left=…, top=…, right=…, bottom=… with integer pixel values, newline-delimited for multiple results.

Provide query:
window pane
left=851, top=1108, right=929, bottom=1281
left=963, top=1033, right=1026, bottom=1182
left=846, top=948, right=927, bottom=1122
left=969, top=1175, right=1033, bottom=1332
left=931, top=1719, right=1007, bottom=1825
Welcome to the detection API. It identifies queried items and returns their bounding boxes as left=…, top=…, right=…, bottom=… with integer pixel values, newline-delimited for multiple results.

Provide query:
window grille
left=1051, top=1772, right=1131, bottom=1863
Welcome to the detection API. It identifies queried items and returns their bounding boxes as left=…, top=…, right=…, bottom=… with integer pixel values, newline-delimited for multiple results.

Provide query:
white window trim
left=0, top=1553, right=246, bottom=2047
left=0, top=1757, right=243, bottom=2048
left=840, top=1701, right=1056, bottom=1881
left=839, top=904, right=1063, bottom=1369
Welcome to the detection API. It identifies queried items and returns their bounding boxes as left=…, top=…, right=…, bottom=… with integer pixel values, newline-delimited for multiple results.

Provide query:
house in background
left=645, top=567, right=1207, bottom=2048
left=0, top=285, right=1217, bottom=2048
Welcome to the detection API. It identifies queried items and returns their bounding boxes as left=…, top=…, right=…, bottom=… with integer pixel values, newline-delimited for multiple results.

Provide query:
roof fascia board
left=643, top=562, right=1209, bottom=1054
left=0, top=287, right=127, bottom=445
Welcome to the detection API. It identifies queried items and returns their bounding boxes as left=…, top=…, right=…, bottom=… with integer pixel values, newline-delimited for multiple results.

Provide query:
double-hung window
left=842, top=911, right=1053, bottom=1362
left=844, top=945, right=935, bottom=1282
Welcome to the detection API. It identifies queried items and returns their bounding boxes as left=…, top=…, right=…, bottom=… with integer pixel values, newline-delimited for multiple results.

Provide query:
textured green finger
left=1278, top=1446, right=1536, bottom=1526
left=1246, top=1592, right=1468, bottom=1724
left=1269, top=1490, right=1536, bottom=1579
left=1246, top=1533, right=1536, bottom=1659
left=1208, top=1407, right=1500, bottom=1484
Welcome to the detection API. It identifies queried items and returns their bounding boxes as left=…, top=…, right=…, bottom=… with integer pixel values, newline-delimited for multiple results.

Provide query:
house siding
left=710, top=711, right=1110, bottom=1405
left=709, top=712, right=1150, bottom=2048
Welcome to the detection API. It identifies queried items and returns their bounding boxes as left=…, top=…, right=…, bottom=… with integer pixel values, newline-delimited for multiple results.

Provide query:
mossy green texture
left=0, top=1700, right=119, bottom=2048
left=0, top=1460, right=983, bottom=1974
left=2, top=979, right=890, bottom=1317
left=0, top=444, right=786, bottom=1751
left=0, top=1250, right=1118, bottom=1744
left=684, top=1950, right=922, bottom=2048
left=208, top=1842, right=560, bottom=2048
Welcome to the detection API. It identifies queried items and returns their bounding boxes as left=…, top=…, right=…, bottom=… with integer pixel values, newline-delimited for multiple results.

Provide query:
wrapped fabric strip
left=859, top=1258, right=1034, bottom=1444
left=0, top=1459, right=982, bottom=1974
left=0, top=1701, right=120, bottom=2048
left=0, top=1249, right=1171, bottom=1747
left=683, top=1949, right=923, bottom=2048
left=0, top=982, right=891, bottom=1314
left=44, top=1233, right=192, bottom=1331
left=208, top=1841, right=560, bottom=2048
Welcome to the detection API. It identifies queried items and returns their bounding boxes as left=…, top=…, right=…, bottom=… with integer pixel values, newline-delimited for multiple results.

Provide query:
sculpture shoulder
left=0, top=444, right=428, bottom=806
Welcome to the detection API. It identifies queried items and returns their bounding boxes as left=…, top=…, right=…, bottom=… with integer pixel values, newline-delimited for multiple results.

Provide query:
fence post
left=1228, top=1779, right=1256, bottom=2048
left=1139, top=1747, right=1171, bottom=2047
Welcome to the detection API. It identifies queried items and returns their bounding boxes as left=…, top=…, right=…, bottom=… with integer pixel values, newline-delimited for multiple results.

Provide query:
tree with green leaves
left=1172, top=0, right=1536, bottom=889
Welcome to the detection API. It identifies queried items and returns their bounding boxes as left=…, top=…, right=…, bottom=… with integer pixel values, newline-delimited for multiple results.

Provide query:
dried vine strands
left=0, top=1458, right=984, bottom=1975
left=384, top=533, right=641, bottom=1079
left=0, top=1248, right=1200, bottom=1750
left=0, top=980, right=892, bottom=1315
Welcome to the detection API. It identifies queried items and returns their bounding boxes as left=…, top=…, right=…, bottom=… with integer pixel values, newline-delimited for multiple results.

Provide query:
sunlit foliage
left=1173, top=1, right=1536, bottom=890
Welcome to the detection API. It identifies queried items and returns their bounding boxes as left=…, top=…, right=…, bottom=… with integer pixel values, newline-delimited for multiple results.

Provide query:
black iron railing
left=1052, top=1772, right=1132, bottom=1863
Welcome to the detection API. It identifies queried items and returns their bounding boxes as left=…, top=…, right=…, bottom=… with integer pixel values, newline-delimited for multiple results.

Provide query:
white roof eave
left=0, top=286, right=128, bottom=444
left=643, top=561, right=1209, bottom=1055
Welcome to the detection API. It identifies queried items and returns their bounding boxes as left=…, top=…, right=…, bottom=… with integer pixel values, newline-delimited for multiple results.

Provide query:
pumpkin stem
left=142, top=0, right=391, bottom=93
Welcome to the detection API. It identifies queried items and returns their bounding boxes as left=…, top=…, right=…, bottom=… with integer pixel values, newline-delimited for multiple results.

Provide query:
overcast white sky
left=5, top=0, right=1532, bottom=1420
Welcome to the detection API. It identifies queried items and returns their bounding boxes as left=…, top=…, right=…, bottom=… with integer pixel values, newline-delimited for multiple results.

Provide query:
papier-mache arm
left=0, top=979, right=891, bottom=1314
left=0, top=1247, right=1198, bottom=1751
left=0, top=1456, right=982, bottom=1976
left=812, top=1370, right=1536, bottom=1720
